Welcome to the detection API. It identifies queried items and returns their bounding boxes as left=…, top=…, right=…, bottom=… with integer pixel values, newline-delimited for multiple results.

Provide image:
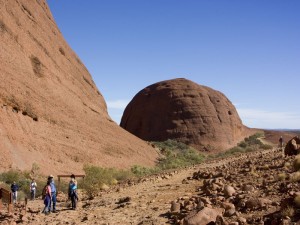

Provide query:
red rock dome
left=121, top=78, right=250, bottom=151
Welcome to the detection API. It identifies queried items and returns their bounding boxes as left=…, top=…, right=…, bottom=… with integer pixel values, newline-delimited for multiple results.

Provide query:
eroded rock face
left=121, top=78, right=250, bottom=151
left=0, top=0, right=158, bottom=174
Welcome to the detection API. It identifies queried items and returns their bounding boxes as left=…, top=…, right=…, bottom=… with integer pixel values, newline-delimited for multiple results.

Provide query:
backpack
left=42, top=185, right=48, bottom=200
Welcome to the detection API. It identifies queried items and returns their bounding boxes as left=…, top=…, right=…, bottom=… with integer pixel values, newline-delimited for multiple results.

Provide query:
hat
left=48, top=175, right=54, bottom=179
left=70, top=174, right=75, bottom=178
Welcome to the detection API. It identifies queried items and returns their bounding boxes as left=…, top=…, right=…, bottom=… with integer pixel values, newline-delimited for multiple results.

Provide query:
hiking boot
left=52, top=210, right=57, bottom=213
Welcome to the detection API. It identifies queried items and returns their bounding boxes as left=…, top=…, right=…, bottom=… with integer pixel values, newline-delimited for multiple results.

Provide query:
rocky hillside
left=0, top=0, right=158, bottom=174
left=121, top=78, right=252, bottom=152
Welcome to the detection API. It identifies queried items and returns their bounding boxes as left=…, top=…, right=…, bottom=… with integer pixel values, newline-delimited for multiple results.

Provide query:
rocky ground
left=1, top=148, right=300, bottom=225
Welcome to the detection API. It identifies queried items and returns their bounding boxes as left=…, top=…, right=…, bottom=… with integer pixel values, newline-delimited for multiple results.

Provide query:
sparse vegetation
left=81, top=140, right=205, bottom=196
left=281, top=205, right=295, bottom=217
left=0, top=168, right=46, bottom=200
left=213, top=133, right=272, bottom=159
left=290, top=171, right=300, bottom=182
left=277, top=173, right=287, bottom=181
left=294, top=195, right=300, bottom=208
left=153, top=139, right=205, bottom=170
left=82, top=165, right=133, bottom=198
left=131, top=165, right=159, bottom=177
left=293, top=155, right=300, bottom=171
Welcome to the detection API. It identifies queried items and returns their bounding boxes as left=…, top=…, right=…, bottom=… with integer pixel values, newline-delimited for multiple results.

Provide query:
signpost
left=57, top=175, right=85, bottom=192
left=0, top=188, right=13, bottom=213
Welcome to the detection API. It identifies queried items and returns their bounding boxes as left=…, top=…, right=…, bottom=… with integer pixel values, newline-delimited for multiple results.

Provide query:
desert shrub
left=152, top=140, right=205, bottom=170
left=244, top=133, right=263, bottom=145
left=0, top=170, right=21, bottom=184
left=290, top=172, right=300, bottom=182
left=261, top=144, right=273, bottom=150
left=277, top=173, right=287, bottom=181
left=0, top=169, right=38, bottom=199
left=82, top=165, right=133, bottom=198
left=238, top=141, right=247, bottom=148
left=293, top=155, right=300, bottom=171
left=294, top=195, right=300, bottom=208
left=131, top=165, right=160, bottom=177
left=281, top=205, right=295, bottom=217
left=212, top=133, right=269, bottom=159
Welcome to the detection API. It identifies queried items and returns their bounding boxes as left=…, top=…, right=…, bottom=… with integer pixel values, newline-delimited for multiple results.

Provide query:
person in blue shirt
left=48, top=175, right=57, bottom=213
left=11, top=181, right=19, bottom=203
left=68, top=174, right=78, bottom=210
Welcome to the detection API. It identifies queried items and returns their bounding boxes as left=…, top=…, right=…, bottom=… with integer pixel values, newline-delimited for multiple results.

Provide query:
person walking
left=68, top=174, right=78, bottom=210
left=11, top=181, right=19, bottom=204
left=48, top=175, right=57, bottom=213
left=279, top=136, right=284, bottom=149
left=42, top=180, right=52, bottom=215
left=30, top=179, right=37, bottom=200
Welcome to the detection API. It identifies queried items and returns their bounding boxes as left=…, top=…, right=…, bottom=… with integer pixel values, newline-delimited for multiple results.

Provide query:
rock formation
left=0, top=0, right=158, bottom=174
left=121, top=78, right=250, bottom=151
left=284, top=136, right=300, bottom=156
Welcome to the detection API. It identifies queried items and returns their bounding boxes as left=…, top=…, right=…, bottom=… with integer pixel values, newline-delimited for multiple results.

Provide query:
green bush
left=261, top=144, right=273, bottom=150
left=131, top=165, right=160, bottom=177
left=152, top=140, right=205, bottom=170
left=82, top=165, right=133, bottom=198
left=238, top=141, right=247, bottom=148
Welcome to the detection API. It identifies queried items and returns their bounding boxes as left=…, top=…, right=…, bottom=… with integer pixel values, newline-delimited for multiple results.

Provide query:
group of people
left=10, top=174, right=78, bottom=215
left=42, top=174, right=78, bottom=214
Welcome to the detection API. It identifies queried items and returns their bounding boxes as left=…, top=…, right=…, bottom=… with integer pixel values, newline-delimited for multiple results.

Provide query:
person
left=68, top=174, right=78, bottom=210
left=48, top=175, right=57, bottom=213
left=30, top=179, right=37, bottom=200
left=11, top=181, right=19, bottom=204
left=42, top=180, right=52, bottom=215
left=279, top=136, right=284, bottom=149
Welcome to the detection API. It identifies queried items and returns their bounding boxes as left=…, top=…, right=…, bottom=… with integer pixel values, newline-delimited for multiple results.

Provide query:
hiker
left=30, top=179, right=37, bottom=200
left=48, top=175, right=57, bottom=213
left=11, top=181, right=19, bottom=203
left=279, top=136, right=284, bottom=149
left=68, top=174, right=78, bottom=210
left=42, top=180, right=52, bottom=215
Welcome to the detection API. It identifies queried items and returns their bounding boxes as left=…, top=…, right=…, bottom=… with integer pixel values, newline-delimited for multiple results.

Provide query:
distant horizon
left=48, top=1, right=300, bottom=129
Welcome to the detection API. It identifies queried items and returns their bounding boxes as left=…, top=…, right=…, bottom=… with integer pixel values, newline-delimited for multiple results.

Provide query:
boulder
left=183, top=207, right=224, bottom=225
left=284, top=136, right=300, bottom=156
left=121, top=78, right=251, bottom=152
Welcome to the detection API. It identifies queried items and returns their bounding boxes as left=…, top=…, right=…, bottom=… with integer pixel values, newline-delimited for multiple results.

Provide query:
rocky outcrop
left=0, top=0, right=158, bottom=174
left=120, top=78, right=250, bottom=151
left=284, top=136, right=300, bottom=156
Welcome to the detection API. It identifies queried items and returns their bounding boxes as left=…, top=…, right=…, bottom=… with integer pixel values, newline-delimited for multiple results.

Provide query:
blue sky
left=47, top=0, right=300, bottom=129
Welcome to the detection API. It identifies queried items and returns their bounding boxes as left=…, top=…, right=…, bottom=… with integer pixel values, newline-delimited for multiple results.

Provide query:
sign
left=0, top=188, right=12, bottom=204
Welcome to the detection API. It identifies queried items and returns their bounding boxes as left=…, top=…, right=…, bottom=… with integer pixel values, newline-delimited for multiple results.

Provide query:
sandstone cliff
left=121, top=78, right=251, bottom=152
left=0, top=0, right=158, bottom=174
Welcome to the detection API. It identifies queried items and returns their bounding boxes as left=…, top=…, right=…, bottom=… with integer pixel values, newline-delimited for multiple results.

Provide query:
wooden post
left=25, top=197, right=28, bottom=214
left=0, top=189, right=2, bottom=211
left=58, top=176, right=61, bottom=193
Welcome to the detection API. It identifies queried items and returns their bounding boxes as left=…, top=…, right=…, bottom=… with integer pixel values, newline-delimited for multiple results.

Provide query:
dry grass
left=290, top=171, right=300, bottom=182
left=281, top=205, right=295, bottom=217
left=277, top=173, right=287, bottom=181
left=294, top=195, right=300, bottom=208
left=293, top=155, right=300, bottom=171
